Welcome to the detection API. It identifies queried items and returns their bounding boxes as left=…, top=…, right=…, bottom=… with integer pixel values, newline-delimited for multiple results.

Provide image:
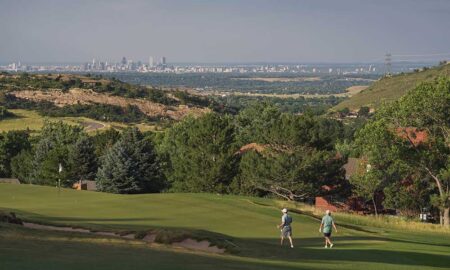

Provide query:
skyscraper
left=149, top=56, right=154, bottom=67
left=161, top=56, right=166, bottom=65
left=121, top=57, right=127, bottom=66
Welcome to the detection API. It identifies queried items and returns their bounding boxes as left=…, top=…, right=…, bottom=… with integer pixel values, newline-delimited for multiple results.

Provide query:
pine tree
left=10, top=150, right=34, bottom=183
left=160, top=113, right=238, bottom=193
left=0, top=130, right=31, bottom=177
left=96, top=140, right=138, bottom=193
left=96, top=128, right=165, bottom=194
left=68, top=136, right=97, bottom=185
left=239, top=146, right=347, bottom=201
left=30, top=121, right=83, bottom=186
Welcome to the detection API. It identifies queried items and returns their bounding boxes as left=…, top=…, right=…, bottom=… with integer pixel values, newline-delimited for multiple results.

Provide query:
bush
left=0, top=106, right=14, bottom=120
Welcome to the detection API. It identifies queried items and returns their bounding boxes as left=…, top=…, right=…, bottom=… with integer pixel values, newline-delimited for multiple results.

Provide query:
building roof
left=343, top=158, right=360, bottom=180
left=84, top=180, right=97, bottom=191
left=236, top=143, right=266, bottom=155
left=396, top=127, right=428, bottom=146
left=72, top=180, right=97, bottom=191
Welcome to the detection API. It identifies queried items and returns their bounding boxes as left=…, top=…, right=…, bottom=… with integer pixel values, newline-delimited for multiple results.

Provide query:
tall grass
left=333, top=63, right=450, bottom=110
left=272, top=200, right=450, bottom=234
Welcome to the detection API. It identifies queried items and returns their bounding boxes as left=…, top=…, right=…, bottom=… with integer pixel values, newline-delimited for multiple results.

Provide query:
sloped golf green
left=0, top=184, right=449, bottom=270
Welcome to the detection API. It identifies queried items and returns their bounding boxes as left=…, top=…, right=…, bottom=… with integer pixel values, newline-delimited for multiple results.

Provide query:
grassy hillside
left=334, top=64, right=450, bottom=110
left=1, top=184, right=449, bottom=270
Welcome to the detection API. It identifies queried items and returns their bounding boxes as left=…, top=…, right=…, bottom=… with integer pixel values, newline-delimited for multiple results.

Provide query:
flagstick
left=58, top=163, right=63, bottom=195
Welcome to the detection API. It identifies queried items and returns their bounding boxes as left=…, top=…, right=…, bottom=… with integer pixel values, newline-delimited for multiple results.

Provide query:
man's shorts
left=323, top=232, right=331, bottom=237
left=281, top=226, right=292, bottom=237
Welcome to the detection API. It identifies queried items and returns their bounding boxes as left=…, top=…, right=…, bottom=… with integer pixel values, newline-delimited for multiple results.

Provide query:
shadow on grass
left=30, top=216, right=162, bottom=223
left=3, top=222, right=450, bottom=269
left=0, top=110, right=31, bottom=120
left=4, top=209, right=450, bottom=269
left=236, top=236, right=450, bottom=268
left=0, top=208, right=162, bottom=229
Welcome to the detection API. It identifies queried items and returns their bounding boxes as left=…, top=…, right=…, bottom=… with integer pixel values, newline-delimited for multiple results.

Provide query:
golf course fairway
left=0, top=184, right=449, bottom=270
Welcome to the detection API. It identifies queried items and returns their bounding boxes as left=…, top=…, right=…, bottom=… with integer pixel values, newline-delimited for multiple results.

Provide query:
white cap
left=282, top=208, right=288, bottom=213
left=326, top=210, right=330, bottom=215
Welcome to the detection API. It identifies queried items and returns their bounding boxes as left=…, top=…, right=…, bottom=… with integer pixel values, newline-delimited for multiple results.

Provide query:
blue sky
left=1, top=0, right=449, bottom=63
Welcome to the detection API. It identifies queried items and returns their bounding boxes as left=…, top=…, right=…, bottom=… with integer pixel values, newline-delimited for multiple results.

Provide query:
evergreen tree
left=235, top=101, right=281, bottom=145
left=10, top=150, right=34, bottom=183
left=235, top=105, right=348, bottom=200
left=0, top=106, right=14, bottom=120
left=92, top=128, right=121, bottom=157
left=160, top=113, right=238, bottom=193
left=30, top=121, right=84, bottom=186
left=68, top=136, right=98, bottom=184
left=96, top=140, right=139, bottom=193
left=0, top=130, right=31, bottom=177
left=96, top=128, right=165, bottom=194
left=39, top=147, right=69, bottom=186
left=239, top=145, right=347, bottom=201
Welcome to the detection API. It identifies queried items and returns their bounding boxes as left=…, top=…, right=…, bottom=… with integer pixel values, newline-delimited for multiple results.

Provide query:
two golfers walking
left=278, top=208, right=337, bottom=249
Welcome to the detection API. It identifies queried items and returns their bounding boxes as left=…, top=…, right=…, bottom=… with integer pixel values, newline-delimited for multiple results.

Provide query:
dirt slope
left=11, top=88, right=210, bottom=120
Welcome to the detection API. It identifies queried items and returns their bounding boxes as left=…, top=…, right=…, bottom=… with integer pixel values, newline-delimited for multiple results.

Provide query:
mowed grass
left=0, top=109, right=157, bottom=133
left=0, top=184, right=449, bottom=270
left=0, top=109, right=108, bottom=133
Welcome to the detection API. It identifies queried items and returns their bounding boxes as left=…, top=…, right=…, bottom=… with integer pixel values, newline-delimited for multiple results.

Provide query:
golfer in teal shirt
left=319, top=210, right=338, bottom=248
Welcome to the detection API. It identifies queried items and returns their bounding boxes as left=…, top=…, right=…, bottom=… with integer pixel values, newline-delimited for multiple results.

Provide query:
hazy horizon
left=0, top=60, right=439, bottom=66
left=1, top=0, right=450, bottom=63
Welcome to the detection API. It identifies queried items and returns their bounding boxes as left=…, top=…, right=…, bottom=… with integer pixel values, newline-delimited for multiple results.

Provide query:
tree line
left=0, top=102, right=352, bottom=200
left=1, top=77, right=448, bottom=226
left=349, top=77, right=450, bottom=226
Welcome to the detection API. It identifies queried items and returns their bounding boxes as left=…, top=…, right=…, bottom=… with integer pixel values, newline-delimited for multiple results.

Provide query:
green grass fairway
left=0, top=109, right=156, bottom=133
left=0, top=109, right=109, bottom=133
left=0, top=184, right=449, bottom=270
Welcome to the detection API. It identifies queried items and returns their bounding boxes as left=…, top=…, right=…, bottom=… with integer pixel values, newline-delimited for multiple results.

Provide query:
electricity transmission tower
left=385, top=52, right=392, bottom=76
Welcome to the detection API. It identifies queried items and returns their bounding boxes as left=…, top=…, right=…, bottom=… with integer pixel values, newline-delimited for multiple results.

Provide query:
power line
left=391, top=52, right=450, bottom=57
left=345, top=52, right=450, bottom=64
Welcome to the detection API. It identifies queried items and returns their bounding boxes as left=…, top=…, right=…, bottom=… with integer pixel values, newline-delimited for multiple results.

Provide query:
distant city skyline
left=1, top=0, right=450, bottom=63
left=0, top=55, right=442, bottom=65
left=2, top=57, right=435, bottom=75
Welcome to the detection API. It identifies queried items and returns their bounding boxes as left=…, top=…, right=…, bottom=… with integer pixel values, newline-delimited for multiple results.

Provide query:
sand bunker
left=21, top=222, right=224, bottom=254
left=173, top=238, right=225, bottom=254
left=122, top=233, right=137, bottom=240
left=23, top=222, right=92, bottom=233
left=142, top=233, right=156, bottom=243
